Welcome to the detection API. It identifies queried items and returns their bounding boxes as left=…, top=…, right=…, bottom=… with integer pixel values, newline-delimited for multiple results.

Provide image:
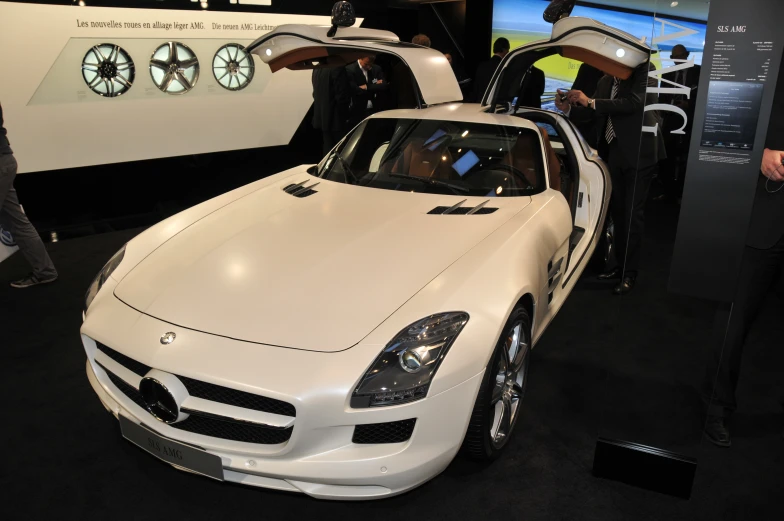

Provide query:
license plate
left=120, top=415, right=224, bottom=481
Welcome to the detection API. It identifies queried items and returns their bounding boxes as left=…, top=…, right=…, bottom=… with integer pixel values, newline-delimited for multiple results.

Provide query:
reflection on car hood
left=115, top=175, right=530, bottom=352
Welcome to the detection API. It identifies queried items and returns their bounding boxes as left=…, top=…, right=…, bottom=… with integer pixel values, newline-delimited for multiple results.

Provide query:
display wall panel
left=0, top=2, right=355, bottom=173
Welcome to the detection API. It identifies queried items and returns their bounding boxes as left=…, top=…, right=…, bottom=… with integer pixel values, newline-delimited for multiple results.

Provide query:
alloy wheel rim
left=489, top=321, right=528, bottom=449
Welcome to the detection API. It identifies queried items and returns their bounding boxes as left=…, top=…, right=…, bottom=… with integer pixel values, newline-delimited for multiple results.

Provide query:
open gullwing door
left=245, top=24, right=463, bottom=107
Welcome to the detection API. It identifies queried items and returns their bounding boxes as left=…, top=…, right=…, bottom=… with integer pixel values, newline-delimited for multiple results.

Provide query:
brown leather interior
left=268, top=47, right=373, bottom=73
left=502, top=132, right=540, bottom=187
left=388, top=138, right=455, bottom=180
left=561, top=46, right=633, bottom=80
left=538, top=127, right=561, bottom=192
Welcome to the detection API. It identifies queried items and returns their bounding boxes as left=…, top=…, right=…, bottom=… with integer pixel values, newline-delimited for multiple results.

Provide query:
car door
left=482, top=16, right=651, bottom=108
left=245, top=24, right=463, bottom=107
left=482, top=16, right=650, bottom=303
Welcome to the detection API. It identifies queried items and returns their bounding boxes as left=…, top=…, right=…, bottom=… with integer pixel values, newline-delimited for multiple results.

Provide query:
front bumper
left=83, top=302, right=483, bottom=500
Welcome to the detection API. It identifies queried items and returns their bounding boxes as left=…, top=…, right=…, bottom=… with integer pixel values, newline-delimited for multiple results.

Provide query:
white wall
left=0, top=2, right=337, bottom=173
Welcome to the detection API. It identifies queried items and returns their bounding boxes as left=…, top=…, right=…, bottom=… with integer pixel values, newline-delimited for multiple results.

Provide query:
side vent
left=428, top=200, right=498, bottom=215
left=283, top=180, right=320, bottom=198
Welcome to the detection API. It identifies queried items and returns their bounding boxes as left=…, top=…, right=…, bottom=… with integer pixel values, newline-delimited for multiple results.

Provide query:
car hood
left=115, top=174, right=529, bottom=352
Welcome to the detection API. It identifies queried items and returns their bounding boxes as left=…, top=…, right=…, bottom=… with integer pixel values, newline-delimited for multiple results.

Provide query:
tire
left=461, top=306, right=532, bottom=460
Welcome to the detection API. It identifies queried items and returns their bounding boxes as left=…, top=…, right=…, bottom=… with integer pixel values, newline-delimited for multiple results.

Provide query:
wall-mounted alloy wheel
left=213, top=44, right=255, bottom=91
left=81, top=44, right=135, bottom=97
left=149, top=42, right=200, bottom=95
left=462, top=306, right=531, bottom=460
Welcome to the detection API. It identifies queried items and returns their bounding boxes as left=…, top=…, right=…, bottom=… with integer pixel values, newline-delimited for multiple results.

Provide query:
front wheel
left=461, top=307, right=531, bottom=460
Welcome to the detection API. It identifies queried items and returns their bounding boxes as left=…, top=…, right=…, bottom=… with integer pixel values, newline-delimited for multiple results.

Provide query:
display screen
left=492, top=0, right=707, bottom=94
left=699, top=81, right=765, bottom=150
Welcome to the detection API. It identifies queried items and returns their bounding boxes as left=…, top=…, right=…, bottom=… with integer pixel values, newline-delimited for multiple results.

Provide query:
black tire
left=461, top=306, right=531, bottom=461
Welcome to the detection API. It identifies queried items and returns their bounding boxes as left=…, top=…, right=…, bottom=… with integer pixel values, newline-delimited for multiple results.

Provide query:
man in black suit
left=569, top=63, right=604, bottom=147
left=346, top=56, right=388, bottom=128
left=472, top=38, right=510, bottom=103
left=518, top=65, right=546, bottom=109
left=556, top=61, right=666, bottom=294
left=657, top=44, right=701, bottom=202
left=703, top=58, right=784, bottom=447
left=312, top=67, right=350, bottom=155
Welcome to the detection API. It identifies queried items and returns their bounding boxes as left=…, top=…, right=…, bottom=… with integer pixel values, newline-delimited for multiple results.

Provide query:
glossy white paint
left=82, top=23, right=612, bottom=500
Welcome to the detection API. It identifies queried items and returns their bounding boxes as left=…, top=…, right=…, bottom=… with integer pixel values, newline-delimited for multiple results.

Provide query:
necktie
left=605, top=77, right=620, bottom=145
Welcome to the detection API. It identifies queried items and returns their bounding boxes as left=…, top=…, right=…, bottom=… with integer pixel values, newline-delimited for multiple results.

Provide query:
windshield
left=317, top=118, right=545, bottom=197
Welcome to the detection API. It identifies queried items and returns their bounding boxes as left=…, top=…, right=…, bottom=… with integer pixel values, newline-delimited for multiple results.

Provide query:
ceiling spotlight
left=200, top=1, right=209, bottom=8
left=616, top=48, right=626, bottom=58
left=77, top=0, right=86, bottom=5
left=671, top=1, right=679, bottom=6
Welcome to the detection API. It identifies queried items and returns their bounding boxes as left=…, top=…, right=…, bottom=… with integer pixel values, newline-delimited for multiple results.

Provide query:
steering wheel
left=468, top=162, right=533, bottom=190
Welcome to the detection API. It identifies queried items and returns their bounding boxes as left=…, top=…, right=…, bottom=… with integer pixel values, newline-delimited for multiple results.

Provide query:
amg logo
left=147, top=438, right=184, bottom=460
left=717, top=26, right=747, bottom=33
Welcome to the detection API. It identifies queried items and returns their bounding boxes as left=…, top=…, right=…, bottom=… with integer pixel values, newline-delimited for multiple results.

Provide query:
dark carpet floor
left=1, top=202, right=782, bottom=520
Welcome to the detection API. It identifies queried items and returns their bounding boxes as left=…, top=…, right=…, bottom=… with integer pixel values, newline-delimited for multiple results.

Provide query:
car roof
left=368, top=104, right=544, bottom=133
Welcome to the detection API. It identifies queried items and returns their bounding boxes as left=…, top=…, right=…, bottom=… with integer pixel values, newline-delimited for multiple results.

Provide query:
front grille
left=352, top=419, right=417, bottom=444
left=96, top=342, right=151, bottom=377
left=102, top=363, right=147, bottom=410
left=100, top=364, right=292, bottom=445
left=178, top=375, right=296, bottom=417
left=94, top=341, right=296, bottom=418
left=171, top=414, right=292, bottom=445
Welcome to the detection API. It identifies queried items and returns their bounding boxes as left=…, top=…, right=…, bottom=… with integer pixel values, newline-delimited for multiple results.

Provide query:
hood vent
left=283, top=180, right=320, bottom=198
left=428, top=199, right=498, bottom=215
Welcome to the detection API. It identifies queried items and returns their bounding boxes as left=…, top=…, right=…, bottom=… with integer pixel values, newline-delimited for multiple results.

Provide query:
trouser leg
left=0, top=154, right=58, bottom=279
left=705, top=237, right=784, bottom=417
left=622, top=162, right=656, bottom=276
left=608, top=146, right=628, bottom=272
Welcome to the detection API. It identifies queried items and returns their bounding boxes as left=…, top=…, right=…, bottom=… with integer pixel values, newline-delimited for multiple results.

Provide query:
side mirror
left=543, top=0, right=576, bottom=24
left=327, top=1, right=356, bottom=37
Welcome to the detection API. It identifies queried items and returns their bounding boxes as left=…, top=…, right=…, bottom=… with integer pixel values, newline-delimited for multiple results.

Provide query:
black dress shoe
left=704, top=416, right=731, bottom=447
left=613, top=276, right=636, bottom=295
left=597, top=267, right=621, bottom=280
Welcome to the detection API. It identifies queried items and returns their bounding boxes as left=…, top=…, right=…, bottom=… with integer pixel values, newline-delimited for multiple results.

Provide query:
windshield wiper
left=323, top=151, right=359, bottom=185
left=388, top=173, right=469, bottom=195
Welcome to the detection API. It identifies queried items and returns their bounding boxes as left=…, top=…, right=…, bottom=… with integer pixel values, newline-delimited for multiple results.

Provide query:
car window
left=318, top=118, right=545, bottom=197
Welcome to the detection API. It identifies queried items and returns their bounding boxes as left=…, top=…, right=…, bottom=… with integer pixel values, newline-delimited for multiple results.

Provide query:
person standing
left=656, top=44, right=701, bottom=203
left=346, top=56, right=388, bottom=128
left=0, top=103, right=58, bottom=288
left=472, top=38, right=510, bottom=103
left=702, top=58, right=784, bottom=447
left=556, top=61, right=665, bottom=294
left=312, top=67, right=350, bottom=155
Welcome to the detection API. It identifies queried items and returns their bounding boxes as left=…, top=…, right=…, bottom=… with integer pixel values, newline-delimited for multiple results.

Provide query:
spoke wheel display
left=149, top=42, right=200, bottom=95
left=462, top=306, right=531, bottom=460
left=81, top=44, right=135, bottom=97
left=213, top=44, right=255, bottom=91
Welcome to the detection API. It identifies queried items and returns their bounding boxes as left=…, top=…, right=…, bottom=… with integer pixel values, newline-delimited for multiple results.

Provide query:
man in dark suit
left=472, top=38, right=510, bottom=103
left=518, top=65, right=545, bottom=109
left=312, top=67, right=350, bottom=155
left=346, top=56, right=388, bottom=128
left=556, top=61, right=666, bottom=294
left=569, top=63, right=604, bottom=146
left=657, top=44, right=701, bottom=202
left=703, top=58, right=784, bottom=447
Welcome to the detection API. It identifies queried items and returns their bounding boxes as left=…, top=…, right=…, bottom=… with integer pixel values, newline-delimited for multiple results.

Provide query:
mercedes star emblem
left=160, top=332, right=176, bottom=345
left=139, top=377, right=179, bottom=423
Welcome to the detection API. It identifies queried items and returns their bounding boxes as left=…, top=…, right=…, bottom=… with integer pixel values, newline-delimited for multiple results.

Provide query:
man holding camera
left=555, top=61, right=665, bottom=294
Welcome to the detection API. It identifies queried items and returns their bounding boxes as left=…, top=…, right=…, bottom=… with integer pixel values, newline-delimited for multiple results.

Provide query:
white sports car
left=81, top=16, right=649, bottom=500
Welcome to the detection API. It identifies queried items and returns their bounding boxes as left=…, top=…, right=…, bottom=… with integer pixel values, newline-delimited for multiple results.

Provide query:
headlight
left=351, top=312, right=469, bottom=408
left=84, top=245, right=126, bottom=311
